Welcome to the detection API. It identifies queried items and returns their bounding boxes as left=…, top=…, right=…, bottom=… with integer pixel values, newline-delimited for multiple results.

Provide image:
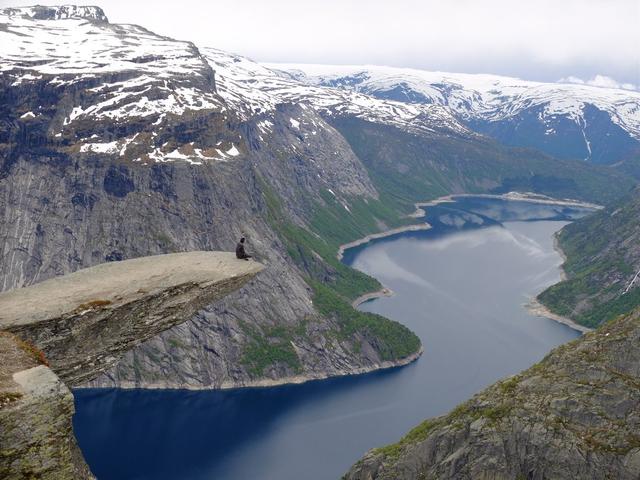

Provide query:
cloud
left=558, top=75, right=638, bottom=91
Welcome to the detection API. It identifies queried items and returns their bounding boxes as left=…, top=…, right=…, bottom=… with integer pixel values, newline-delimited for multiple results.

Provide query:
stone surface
left=345, top=308, right=640, bottom=480
left=1, top=251, right=263, bottom=386
left=0, top=333, right=93, bottom=479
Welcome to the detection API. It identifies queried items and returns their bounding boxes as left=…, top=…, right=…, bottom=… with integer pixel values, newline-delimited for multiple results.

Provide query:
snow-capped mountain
left=1, top=5, right=239, bottom=164
left=202, top=48, right=469, bottom=138
left=267, top=64, right=640, bottom=164
left=0, top=6, right=469, bottom=170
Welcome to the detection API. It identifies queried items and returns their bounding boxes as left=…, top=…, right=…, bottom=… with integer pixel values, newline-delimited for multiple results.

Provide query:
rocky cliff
left=0, top=6, right=425, bottom=390
left=345, top=307, right=640, bottom=480
left=0, top=251, right=263, bottom=386
left=0, top=251, right=262, bottom=479
left=1, top=332, right=93, bottom=479
left=538, top=186, right=640, bottom=328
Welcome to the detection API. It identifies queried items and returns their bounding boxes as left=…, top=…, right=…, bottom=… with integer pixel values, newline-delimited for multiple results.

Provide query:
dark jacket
left=236, top=242, right=248, bottom=259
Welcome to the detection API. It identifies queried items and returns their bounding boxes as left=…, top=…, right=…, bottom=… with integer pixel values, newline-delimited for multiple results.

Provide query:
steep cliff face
left=0, top=6, right=422, bottom=390
left=345, top=308, right=640, bottom=480
left=538, top=186, right=640, bottom=328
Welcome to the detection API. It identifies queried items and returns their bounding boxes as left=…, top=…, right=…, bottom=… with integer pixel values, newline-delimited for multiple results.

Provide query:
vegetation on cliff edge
left=538, top=187, right=640, bottom=327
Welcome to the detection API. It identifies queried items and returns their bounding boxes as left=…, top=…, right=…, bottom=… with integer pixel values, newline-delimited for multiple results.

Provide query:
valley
left=1, top=5, right=639, bottom=479
left=73, top=197, right=589, bottom=479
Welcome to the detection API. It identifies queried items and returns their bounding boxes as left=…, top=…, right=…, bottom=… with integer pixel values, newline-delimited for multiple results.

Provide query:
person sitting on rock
left=235, top=236, right=252, bottom=260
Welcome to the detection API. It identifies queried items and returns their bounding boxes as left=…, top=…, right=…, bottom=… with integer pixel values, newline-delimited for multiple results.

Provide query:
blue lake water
left=74, top=197, right=592, bottom=480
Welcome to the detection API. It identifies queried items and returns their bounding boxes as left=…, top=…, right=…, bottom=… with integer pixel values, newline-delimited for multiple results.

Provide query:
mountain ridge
left=1, top=5, right=108, bottom=21
left=268, top=63, right=640, bottom=164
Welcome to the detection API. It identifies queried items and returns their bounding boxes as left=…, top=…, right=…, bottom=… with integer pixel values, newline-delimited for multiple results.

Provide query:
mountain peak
left=0, top=5, right=108, bottom=22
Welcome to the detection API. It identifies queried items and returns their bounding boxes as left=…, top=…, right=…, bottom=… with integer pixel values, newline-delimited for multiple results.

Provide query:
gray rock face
left=0, top=251, right=263, bottom=386
left=345, top=308, right=640, bottom=480
left=0, top=333, right=93, bottom=479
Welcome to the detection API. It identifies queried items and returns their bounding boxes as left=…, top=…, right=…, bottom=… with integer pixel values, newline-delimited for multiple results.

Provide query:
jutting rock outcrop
left=0, top=251, right=263, bottom=386
left=0, top=252, right=263, bottom=479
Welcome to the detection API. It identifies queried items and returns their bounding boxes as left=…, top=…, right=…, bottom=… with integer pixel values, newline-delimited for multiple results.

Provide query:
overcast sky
left=3, top=0, right=639, bottom=87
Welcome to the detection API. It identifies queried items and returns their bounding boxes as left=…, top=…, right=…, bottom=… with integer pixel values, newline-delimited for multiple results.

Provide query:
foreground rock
left=345, top=308, right=640, bottom=480
left=0, top=332, right=94, bottom=479
left=0, top=252, right=263, bottom=386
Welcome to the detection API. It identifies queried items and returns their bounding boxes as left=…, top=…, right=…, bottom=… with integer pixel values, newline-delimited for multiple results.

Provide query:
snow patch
left=226, top=144, right=240, bottom=156
left=80, top=141, right=119, bottom=154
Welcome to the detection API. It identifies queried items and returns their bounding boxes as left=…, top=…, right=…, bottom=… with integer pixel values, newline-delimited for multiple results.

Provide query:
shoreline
left=411, top=192, right=602, bottom=217
left=525, top=297, right=592, bottom=334
left=338, top=190, right=600, bottom=261
left=77, top=346, right=424, bottom=392
left=526, top=227, right=591, bottom=334
left=351, top=287, right=394, bottom=308
left=337, top=223, right=432, bottom=261
left=434, top=192, right=602, bottom=209
left=552, top=233, right=569, bottom=281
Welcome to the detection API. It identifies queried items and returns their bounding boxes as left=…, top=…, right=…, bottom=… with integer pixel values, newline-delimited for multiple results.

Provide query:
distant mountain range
left=268, top=63, right=640, bottom=165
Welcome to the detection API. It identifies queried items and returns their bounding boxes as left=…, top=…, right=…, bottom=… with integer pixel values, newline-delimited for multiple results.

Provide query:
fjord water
left=73, top=197, right=590, bottom=480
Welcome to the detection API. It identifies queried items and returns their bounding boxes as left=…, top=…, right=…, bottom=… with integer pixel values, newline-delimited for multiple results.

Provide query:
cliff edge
left=0, top=251, right=263, bottom=386
left=0, top=252, right=262, bottom=478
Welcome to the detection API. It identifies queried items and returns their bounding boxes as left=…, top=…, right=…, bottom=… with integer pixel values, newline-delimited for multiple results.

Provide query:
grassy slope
left=244, top=176, right=421, bottom=374
left=538, top=187, right=640, bottom=327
